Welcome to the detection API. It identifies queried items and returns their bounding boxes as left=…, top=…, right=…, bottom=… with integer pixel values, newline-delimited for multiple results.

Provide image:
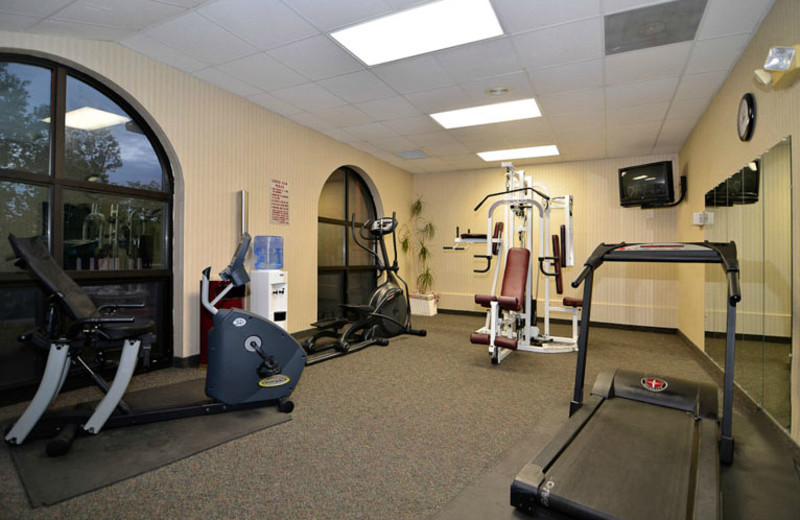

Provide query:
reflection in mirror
left=704, top=137, right=792, bottom=431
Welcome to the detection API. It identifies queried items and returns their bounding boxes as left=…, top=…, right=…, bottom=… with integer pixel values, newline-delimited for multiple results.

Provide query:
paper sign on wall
left=270, top=179, right=289, bottom=225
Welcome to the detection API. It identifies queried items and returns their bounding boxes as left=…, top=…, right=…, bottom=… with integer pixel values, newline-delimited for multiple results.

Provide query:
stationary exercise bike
left=303, top=212, right=426, bottom=365
left=3, top=232, right=305, bottom=456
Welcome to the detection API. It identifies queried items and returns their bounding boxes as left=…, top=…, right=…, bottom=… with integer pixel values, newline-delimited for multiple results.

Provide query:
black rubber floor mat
left=5, top=380, right=291, bottom=507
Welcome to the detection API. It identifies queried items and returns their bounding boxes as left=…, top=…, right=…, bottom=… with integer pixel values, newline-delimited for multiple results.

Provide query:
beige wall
left=413, top=154, right=681, bottom=328
left=677, top=0, right=799, bottom=441
left=0, top=31, right=415, bottom=358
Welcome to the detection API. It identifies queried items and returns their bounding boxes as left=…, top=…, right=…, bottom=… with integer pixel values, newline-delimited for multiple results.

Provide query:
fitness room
left=0, top=0, right=799, bottom=518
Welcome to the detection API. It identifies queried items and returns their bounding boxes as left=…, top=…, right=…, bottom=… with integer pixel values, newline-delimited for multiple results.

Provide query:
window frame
left=316, top=167, right=378, bottom=320
left=0, top=53, right=175, bottom=394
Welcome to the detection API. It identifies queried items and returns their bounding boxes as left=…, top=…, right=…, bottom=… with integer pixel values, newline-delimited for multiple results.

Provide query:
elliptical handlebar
left=202, top=233, right=252, bottom=315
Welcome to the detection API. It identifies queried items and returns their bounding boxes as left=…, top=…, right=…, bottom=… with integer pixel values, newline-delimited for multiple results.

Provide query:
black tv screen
left=618, top=161, right=674, bottom=207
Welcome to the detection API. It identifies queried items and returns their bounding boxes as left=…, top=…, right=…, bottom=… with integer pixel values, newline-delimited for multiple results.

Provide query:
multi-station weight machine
left=446, top=163, right=582, bottom=364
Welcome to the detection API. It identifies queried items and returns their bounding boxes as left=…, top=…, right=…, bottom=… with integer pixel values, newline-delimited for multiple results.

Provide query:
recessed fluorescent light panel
left=330, top=0, right=503, bottom=66
left=430, top=99, right=541, bottom=129
left=478, top=145, right=560, bottom=162
left=44, top=107, right=130, bottom=131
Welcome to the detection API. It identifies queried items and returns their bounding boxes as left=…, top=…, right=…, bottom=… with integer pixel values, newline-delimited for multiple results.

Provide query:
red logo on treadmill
left=641, top=377, right=668, bottom=392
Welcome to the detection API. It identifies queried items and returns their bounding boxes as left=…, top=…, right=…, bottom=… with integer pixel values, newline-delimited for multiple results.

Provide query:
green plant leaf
left=410, top=198, right=423, bottom=217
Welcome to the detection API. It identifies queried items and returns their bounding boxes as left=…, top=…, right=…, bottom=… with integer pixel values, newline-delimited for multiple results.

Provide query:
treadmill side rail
left=511, top=395, right=604, bottom=514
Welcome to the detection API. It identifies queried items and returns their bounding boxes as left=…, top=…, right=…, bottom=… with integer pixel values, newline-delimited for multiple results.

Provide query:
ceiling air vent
left=605, top=0, right=707, bottom=55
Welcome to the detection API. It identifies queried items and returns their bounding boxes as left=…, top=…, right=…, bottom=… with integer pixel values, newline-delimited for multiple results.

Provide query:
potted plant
left=400, top=197, right=438, bottom=316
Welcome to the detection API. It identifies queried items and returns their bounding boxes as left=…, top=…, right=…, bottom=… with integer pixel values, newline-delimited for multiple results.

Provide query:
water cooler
left=250, top=235, right=288, bottom=330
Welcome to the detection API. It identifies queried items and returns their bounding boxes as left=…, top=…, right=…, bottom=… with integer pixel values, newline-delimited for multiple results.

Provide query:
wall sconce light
left=754, top=44, right=800, bottom=89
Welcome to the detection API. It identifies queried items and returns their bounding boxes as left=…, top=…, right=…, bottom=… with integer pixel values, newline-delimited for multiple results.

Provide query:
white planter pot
left=410, top=293, right=438, bottom=316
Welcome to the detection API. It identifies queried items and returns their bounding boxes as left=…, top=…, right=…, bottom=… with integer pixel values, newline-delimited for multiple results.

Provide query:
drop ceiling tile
left=548, top=109, right=606, bottom=131
left=555, top=125, right=606, bottom=144
left=605, top=76, right=679, bottom=108
left=349, top=140, right=385, bottom=156
left=511, top=18, right=604, bottom=70
left=198, top=0, right=319, bottom=50
left=0, top=0, right=73, bottom=17
left=420, top=141, right=470, bottom=156
left=659, top=116, right=698, bottom=137
left=193, top=67, right=262, bottom=97
left=0, top=13, right=40, bottom=31
left=282, top=0, right=393, bottom=31
left=673, top=69, right=727, bottom=100
left=408, top=130, right=460, bottom=147
left=356, top=96, right=420, bottom=120
left=268, top=35, right=364, bottom=81
left=54, top=0, right=186, bottom=30
left=498, top=118, right=555, bottom=139
left=311, top=105, right=375, bottom=127
left=557, top=139, right=606, bottom=160
left=292, top=112, right=336, bottom=131
left=29, top=19, right=136, bottom=41
left=527, top=59, right=604, bottom=95
left=606, top=141, right=653, bottom=157
left=604, top=42, right=692, bottom=85
left=153, top=0, right=206, bottom=6
left=319, top=127, right=361, bottom=143
left=247, top=91, right=304, bottom=117
left=270, top=82, right=348, bottom=111
left=122, top=33, right=207, bottom=72
left=404, top=157, right=451, bottom=173
left=538, top=87, right=605, bottom=114
left=461, top=136, right=513, bottom=152
left=382, top=116, right=441, bottom=135
left=698, top=0, right=774, bottom=39
left=145, top=12, right=257, bottom=65
left=317, top=71, right=396, bottom=104
left=343, top=122, right=398, bottom=140
left=441, top=154, right=487, bottom=170
left=666, top=97, right=708, bottom=119
left=403, top=86, right=470, bottom=115
left=373, top=54, right=456, bottom=94
left=368, top=135, right=418, bottom=153
left=435, top=37, right=523, bottom=82
left=607, top=102, right=670, bottom=125
left=218, top=52, right=306, bottom=91
left=460, top=71, right=536, bottom=103
left=494, top=0, right=600, bottom=35
left=685, top=33, right=751, bottom=74
left=606, top=119, right=661, bottom=142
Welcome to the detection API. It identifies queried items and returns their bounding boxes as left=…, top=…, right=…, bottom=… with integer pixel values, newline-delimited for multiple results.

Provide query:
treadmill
left=511, top=242, right=741, bottom=520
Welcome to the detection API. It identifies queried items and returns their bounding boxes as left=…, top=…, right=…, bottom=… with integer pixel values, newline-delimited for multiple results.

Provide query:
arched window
left=0, top=54, right=173, bottom=401
left=316, top=167, right=377, bottom=320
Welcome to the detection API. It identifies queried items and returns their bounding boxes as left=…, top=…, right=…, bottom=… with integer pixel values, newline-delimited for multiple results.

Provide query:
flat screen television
left=618, top=160, right=674, bottom=207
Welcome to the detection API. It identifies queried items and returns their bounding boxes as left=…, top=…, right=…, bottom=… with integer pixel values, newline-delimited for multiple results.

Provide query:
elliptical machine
left=3, top=232, right=304, bottom=456
left=303, top=212, right=426, bottom=365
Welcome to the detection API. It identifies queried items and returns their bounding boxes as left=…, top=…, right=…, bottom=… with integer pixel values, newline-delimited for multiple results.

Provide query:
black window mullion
left=51, top=66, right=67, bottom=262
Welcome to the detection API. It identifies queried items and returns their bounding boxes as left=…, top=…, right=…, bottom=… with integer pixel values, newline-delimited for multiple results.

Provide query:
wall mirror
left=704, top=137, right=792, bottom=432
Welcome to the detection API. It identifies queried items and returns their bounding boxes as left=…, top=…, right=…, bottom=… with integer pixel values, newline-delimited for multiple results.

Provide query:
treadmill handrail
left=571, top=241, right=740, bottom=305
left=569, top=240, right=740, bottom=464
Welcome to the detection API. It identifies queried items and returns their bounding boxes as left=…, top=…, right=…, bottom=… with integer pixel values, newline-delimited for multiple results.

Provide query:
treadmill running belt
left=539, top=398, right=701, bottom=520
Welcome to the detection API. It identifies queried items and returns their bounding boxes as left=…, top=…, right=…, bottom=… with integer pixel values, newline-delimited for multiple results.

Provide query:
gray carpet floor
left=0, top=314, right=795, bottom=519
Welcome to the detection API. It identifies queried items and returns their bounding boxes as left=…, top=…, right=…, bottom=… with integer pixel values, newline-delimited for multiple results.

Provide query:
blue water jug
left=253, top=236, right=283, bottom=270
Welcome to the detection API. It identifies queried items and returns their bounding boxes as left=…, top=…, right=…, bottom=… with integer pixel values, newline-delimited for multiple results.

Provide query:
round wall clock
left=737, top=93, right=756, bottom=141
